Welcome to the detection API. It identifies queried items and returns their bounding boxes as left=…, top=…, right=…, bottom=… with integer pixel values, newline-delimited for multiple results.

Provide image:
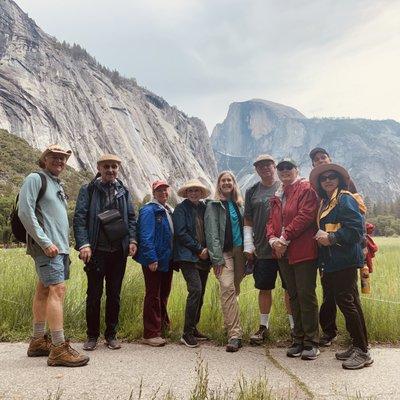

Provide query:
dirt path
left=0, top=342, right=398, bottom=399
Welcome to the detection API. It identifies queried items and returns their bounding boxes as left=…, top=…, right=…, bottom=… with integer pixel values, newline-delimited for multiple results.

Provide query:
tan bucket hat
left=38, top=144, right=72, bottom=168
left=97, top=154, right=122, bottom=164
left=177, top=179, right=211, bottom=198
left=309, top=163, right=350, bottom=189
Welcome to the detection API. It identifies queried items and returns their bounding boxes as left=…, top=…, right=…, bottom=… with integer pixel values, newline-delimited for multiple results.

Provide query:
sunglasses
left=319, top=173, right=339, bottom=182
left=277, top=164, right=295, bottom=171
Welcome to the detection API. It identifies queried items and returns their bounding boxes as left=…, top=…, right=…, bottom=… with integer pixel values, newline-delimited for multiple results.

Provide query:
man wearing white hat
left=19, top=144, right=89, bottom=367
left=74, top=154, right=137, bottom=351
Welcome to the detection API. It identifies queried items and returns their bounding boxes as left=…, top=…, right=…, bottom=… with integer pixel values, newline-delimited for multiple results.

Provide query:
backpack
left=10, top=172, right=47, bottom=243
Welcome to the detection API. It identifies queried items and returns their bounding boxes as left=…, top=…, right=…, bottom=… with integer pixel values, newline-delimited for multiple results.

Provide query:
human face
left=312, top=152, right=331, bottom=166
left=218, top=173, right=234, bottom=197
left=44, top=153, right=67, bottom=176
left=186, top=187, right=202, bottom=204
left=153, top=186, right=169, bottom=205
left=277, top=163, right=298, bottom=185
left=255, top=161, right=276, bottom=181
left=319, top=171, right=339, bottom=196
left=97, top=161, right=120, bottom=183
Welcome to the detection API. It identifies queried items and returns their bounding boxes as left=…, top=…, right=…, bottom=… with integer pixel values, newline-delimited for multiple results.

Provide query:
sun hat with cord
left=38, top=144, right=72, bottom=168
left=177, top=179, right=211, bottom=199
left=309, top=163, right=350, bottom=190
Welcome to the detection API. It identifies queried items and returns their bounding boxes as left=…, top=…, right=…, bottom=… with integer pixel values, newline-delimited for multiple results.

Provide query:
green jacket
left=204, top=200, right=244, bottom=266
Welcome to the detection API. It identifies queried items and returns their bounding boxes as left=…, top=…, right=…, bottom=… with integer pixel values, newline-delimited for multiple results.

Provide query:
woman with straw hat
left=173, top=179, right=211, bottom=348
left=309, top=163, right=372, bottom=370
left=204, top=171, right=245, bottom=352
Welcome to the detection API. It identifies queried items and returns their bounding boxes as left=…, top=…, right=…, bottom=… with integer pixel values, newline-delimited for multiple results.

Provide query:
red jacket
left=266, top=178, right=318, bottom=265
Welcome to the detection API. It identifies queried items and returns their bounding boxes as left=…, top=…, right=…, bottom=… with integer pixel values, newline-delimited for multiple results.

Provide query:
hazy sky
left=16, top=0, right=400, bottom=132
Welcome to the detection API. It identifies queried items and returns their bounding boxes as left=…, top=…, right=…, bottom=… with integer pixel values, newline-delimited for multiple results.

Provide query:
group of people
left=18, top=144, right=372, bottom=370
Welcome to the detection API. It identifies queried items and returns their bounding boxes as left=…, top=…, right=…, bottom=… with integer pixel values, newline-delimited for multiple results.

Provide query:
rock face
left=0, top=0, right=217, bottom=200
left=212, top=99, right=400, bottom=202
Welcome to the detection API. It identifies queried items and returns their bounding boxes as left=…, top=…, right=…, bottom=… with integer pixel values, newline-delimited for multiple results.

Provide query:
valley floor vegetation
left=0, top=237, right=398, bottom=344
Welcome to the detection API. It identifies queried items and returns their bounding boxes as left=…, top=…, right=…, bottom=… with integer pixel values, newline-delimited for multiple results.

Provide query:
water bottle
left=360, top=266, right=371, bottom=294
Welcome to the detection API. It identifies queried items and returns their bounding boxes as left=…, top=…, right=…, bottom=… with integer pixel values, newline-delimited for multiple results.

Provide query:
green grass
left=0, top=237, right=399, bottom=344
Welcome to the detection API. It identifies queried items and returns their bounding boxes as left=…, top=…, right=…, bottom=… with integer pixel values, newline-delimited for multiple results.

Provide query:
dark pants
left=85, top=249, right=127, bottom=340
left=279, top=259, right=319, bottom=347
left=324, top=267, right=368, bottom=352
left=319, top=272, right=338, bottom=338
left=142, top=266, right=173, bottom=339
left=180, top=264, right=209, bottom=335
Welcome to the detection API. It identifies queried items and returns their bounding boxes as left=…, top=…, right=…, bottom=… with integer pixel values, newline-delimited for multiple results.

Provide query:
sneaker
left=27, top=334, right=51, bottom=357
left=180, top=333, right=199, bottom=348
left=342, top=347, right=374, bottom=370
left=193, top=329, right=209, bottom=341
left=335, top=346, right=355, bottom=361
left=83, top=337, right=98, bottom=351
left=286, top=343, right=303, bottom=358
left=105, top=337, right=121, bottom=350
left=319, top=334, right=336, bottom=347
left=226, top=338, right=242, bottom=353
left=141, top=337, right=166, bottom=347
left=301, top=345, right=320, bottom=360
left=250, top=325, right=268, bottom=345
left=47, top=341, right=89, bottom=367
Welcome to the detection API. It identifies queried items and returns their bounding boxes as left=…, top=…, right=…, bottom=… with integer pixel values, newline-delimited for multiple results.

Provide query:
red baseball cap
left=152, top=180, right=170, bottom=191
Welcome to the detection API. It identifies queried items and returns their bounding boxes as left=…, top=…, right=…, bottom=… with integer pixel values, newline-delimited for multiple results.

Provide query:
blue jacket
left=318, top=191, right=364, bottom=273
left=136, top=202, right=173, bottom=272
left=73, top=179, right=137, bottom=257
left=173, top=199, right=207, bottom=263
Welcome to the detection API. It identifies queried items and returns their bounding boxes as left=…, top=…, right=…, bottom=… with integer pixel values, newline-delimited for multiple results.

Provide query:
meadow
left=0, top=237, right=399, bottom=344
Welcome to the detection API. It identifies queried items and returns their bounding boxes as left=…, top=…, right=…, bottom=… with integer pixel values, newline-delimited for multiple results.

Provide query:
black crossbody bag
left=98, top=208, right=129, bottom=241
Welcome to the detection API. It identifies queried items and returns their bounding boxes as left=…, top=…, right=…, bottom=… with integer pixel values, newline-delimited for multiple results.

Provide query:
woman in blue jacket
left=136, top=180, right=174, bottom=347
left=173, top=179, right=211, bottom=348
left=309, top=164, right=372, bottom=370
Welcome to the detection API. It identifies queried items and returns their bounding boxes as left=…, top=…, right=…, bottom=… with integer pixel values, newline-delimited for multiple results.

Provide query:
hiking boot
left=226, top=338, right=242, bottom=353
left=342, top=348, right=374, bottom=370
left=286, top=343, right=303, bottom=358
left=180, top=333, right=199, bottom=348
left=319, top=334, right=336, bottom=347
left=301, top=345, right=320, bottom=360
left=335, top=346, right=355, bottom=361
left=193, top=329, right=209, bottom=341
left=27, top=334, right=51, bottom=357
left=250, top=325, right=268, bottom=345
left=47, top=341, right=89, bottom=367
left=141, top=337, right=166, bottom=347
left=82, top=337, right=98, bottom=351
left=105, top=337, right=121, bottom=350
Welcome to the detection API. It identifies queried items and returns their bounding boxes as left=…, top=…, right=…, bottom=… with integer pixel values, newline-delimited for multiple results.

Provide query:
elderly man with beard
left=244, top=155, right=293, bottom=345
left=74, top=154, right=137, bottom=351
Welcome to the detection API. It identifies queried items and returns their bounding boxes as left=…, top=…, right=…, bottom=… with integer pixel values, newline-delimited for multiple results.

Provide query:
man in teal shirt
left=18, top=144, right=89, bottom=367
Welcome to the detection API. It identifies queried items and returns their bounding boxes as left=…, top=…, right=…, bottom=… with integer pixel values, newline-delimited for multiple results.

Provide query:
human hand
left=44, top=244, right=59, bottom=258
left=79, top=247, right=92, bottom=263
left=199, top=248, right=209, bottom=260
left=129, top=243, right=137, bottom=257
left=272, top=240, right=287, bottom=258
left=316, top=231, right=330, bottom=246
left=149, top=261, right=158, bottom=272
left=244, top=252, right=254, bottom=261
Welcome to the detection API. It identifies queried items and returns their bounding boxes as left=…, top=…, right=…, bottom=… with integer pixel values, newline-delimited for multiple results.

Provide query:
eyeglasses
left=256, top=162, right=275, bottom=169
left=277, top=164, right=295, bottom=171
left=319, top=173, right=339, bottom=182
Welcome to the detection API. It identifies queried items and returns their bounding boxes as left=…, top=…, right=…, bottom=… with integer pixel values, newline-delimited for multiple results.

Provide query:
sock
left=260, top=314, right=269, bottom=328
left=288, top=314, right=294, bottom=330
left=33, top=321, right=45, bottom=339
left=51, top=330, right=65, bottom=346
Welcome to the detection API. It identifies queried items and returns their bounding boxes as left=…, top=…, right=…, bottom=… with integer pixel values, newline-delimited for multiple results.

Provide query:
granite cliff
left=0, top=0, right=217, bottom=200
left=212, top=99, right=400, bottom=202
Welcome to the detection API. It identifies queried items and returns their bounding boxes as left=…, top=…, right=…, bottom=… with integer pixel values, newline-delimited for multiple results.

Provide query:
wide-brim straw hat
left=177, top=179, right=211, bottom=198
left=38, top=144, right=72, bottom=168
left=309, top=163, right=350, bottom=189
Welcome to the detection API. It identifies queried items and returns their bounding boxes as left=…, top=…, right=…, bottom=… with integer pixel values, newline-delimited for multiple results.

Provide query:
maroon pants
left=142, top=266, right=173, bottom=339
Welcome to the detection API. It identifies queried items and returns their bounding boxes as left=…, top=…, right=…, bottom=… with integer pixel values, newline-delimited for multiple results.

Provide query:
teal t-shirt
left=227, top=201, right=243, bottom=247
